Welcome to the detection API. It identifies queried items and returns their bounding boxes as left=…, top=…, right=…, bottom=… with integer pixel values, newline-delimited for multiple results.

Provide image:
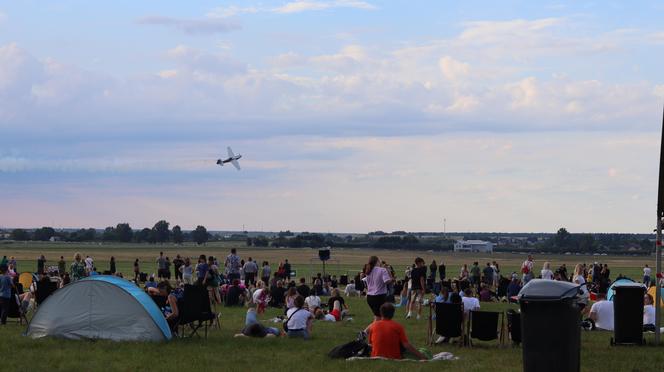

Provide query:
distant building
left=454, top=240, right=494, bottom=253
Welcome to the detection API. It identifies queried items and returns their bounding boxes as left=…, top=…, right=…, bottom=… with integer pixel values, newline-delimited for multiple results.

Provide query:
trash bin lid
left=518, top=279, right=580, bottom=301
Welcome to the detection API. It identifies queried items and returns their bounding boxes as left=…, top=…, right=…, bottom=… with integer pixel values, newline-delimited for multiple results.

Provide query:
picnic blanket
left=346, top=352, right=458, bottom=362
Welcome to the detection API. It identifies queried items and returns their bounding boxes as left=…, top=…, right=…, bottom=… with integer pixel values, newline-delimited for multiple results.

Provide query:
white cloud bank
left=208, top=0, right=376, bottom=18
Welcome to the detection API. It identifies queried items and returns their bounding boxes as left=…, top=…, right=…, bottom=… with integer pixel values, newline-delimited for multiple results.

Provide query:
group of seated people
left=582, top=291, right=658, bottom=332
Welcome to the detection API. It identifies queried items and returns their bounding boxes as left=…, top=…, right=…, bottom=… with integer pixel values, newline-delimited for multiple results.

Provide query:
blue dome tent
left=26, top=275, right=171, bottom=341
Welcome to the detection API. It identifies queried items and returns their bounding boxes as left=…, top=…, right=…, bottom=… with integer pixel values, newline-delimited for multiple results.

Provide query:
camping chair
left=428, top=302, right=464, bottom=346
left=467, top=310, right=504, bottom=347
left=34, top=280, right=58, bottom=307
left=178, top=284, right=218, bottom=339
left=7, top=287, right=28, bottom=325
left=506, top=309, right=521, bottom=346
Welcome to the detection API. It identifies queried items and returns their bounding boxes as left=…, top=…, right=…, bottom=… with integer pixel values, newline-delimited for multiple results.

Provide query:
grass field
left=1, top=241, right=663, bottom=371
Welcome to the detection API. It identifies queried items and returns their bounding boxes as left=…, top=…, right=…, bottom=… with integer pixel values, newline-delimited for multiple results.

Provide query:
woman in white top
left=180, top=257, right=194, bottom=285
left=643, top=293, right=656, bottom=331
left=286, top=295, right=314, bottom=339
left=574, top=264, right=589, bottom=311
left=541, top=262, right=554, bottom=280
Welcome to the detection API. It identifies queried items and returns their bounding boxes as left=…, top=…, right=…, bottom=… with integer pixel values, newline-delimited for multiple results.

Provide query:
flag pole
left=656, top=103, right=664, bottom=345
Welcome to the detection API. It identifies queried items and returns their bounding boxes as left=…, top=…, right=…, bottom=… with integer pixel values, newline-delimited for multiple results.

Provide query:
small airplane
left=217, top=147, right=242, bottom=170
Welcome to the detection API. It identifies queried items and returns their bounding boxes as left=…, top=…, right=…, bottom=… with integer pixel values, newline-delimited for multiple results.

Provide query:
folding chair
left=35, top=280, right=58, bottom=307
left=7, top=288, right=28, bottom=325
left=428, top=302, right=464, bottom=346
left=178, top=284, right=217, bottom=339
left=506, top=309, right=521, bottom=346
left=467, top=310, right=504, bottom=347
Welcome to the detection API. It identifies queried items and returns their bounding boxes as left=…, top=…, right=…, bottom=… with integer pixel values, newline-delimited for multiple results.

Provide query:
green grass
left=1, top=242, right=663, bottom=371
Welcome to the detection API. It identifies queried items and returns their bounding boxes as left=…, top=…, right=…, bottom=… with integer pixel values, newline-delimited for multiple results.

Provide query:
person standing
left=84, top=256, right=94, bottom=274
left=225, top=249, right=242, bottom=281
left=37, top=255, right=46, bottom=275
left=283, top=259, right=292, bottom=281
left=643, top=264, right=652, bottom=287
left=407, top=258, right=426, bottom=320
left=362, top=256, right=393, bottom=321
left=57, top=256, right=66, bottom=277
left=521, top=255, right=534, bottom=284
left=156, top=252, right=167, bottom=280
left=482, top=262, right=494, bottom=286
left=70, top=253, right=86, bottom=281
left=429, top=260, right=438, bottom=283
left=109, top=256, right=116, bottom=275
left=173, top=254, right=184, bottom=282
left=261, top=261, right=271, bottom=285
left=243, top=257, right=258, bottom=286
left=0, top=264, right=13, bottom=325
left=470, top=262, right=481, bottom=290
left=133, top=259, right=140, bottom=282
left=541, top=262, right=554, bottom=280
left=180, top=257, right=193, bottom=285
left=438, top=261, right=446, bottom=282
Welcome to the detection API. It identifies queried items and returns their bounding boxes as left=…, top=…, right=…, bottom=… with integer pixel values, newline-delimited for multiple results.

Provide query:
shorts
left=409, top=290, right=423, bottom=303
left=366, top=294, right=387, bottom=317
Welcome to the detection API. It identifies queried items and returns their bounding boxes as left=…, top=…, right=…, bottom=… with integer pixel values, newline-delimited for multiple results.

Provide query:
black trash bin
left=518, top=279, right=581, bottom=372
left=612, top=282, right=646, bottom=345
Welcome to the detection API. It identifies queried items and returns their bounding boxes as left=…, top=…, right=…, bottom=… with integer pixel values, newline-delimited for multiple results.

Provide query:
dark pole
left=656, top=104, right=664, bottom=345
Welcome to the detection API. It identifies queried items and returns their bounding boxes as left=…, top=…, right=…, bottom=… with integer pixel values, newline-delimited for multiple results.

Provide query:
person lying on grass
left=235, top=303, right=281, bottom=338
left=366, top=303, right=427, bottom=360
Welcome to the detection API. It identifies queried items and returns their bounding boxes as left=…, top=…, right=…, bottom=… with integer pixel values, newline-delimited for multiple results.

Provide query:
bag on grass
left=328, top=340, right=371, bottom=359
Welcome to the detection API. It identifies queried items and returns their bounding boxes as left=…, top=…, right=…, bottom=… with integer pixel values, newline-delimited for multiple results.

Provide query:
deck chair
left=428, top=302, right=464, bottom=346
left=178, top=284, right=217, bottom=339
left=7, top=288, right=28, bottom=325
left=34, top=280, right=58, bottom=307
left=467, top=310, right=504, bottom=347
left=506, top=309, right=521, bottom=346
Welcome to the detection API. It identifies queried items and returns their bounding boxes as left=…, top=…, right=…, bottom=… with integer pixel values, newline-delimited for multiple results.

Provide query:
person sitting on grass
left=366, top=303, right=427, bottom=360
left=144, top=276, right=158, bottom=290
left=305, top=292, right=321, bottom=312
left=225, top=279, right=246, bottom=307
left=235, top=303, right=281, bottom=338
left=461, top=287, right=480, bottom=314
left=286, top=295, right=314, bottom=339
left=344, top=280, right=359, bottom=297
left=643, top=293, right=656, bottom=332
left=296, top=278, right=311, bottom=298
left=314, top=308, right=337, bottom=322
left=252, top=281, right=270, bottom=314
left=269, top=279, right=286, bottom=308
left=285, top=286, right=298, bottom=310
left=585, top=290, right=614, bottom=331
left=327, top=288, right=349, bottom=317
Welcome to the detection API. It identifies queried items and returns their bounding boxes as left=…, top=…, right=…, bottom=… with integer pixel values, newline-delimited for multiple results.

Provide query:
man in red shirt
left=367, top=303, right=427, bottom=360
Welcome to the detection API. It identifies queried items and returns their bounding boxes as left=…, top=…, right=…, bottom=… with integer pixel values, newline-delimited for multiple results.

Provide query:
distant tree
left=116, top=223, right=133, bottom=243
left=554, top=228, right=573, bottom=250
left=369, top=231, right=387, bottom=236
left=33, top=227, right=56, bottom=241
left=172, top=225, right=183, bottom=244
left=278, top=230, right=294, bottom=237
left=136, top=228, right=152, bottom=243
left=102, top=227, right=117, bottom=241
left=246, top=237, right=253, bottom=246
left=192, top=225, right=208, bottom=245
left=391, top=231, right=407, bottom=235
left=253, top=236, right=269, bottom=247
left=11, top=228, right=29, bottom=241
left=577, top=234, right=596, bottom=253
left=152, top=220, right=170, bottom=243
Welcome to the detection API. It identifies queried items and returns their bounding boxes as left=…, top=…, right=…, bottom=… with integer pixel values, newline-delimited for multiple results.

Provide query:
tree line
left=8, top=221, right=211, bottom=245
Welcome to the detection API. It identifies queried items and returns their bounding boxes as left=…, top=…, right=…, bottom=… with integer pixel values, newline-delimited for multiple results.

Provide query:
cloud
left=208, top=1, right=376, bottom=18
left=0, top=11, right=6, bottom=24
left=137, top=16, right=241, bottom=34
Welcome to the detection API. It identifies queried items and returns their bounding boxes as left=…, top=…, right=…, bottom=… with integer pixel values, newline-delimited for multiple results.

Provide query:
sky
left=1, top=1, right=664, bottom=233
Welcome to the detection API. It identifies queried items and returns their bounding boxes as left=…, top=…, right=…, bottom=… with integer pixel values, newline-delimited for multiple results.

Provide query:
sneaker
left=406, top=313, right=411, bottom=319
left=416, top=314, right=421, bottom=320
left=434, top=336, right=446, bottom=344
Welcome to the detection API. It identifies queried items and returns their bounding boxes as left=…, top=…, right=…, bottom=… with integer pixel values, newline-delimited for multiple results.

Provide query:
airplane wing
left=231, top=159, right=241, bottom=170
left=227, top=146, right=235, bottom=158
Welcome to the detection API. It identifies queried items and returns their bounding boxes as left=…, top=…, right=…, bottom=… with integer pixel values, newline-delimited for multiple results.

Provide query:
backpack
left=328, top=340, right=371, bottom=359
left=521, top=262, right=530, bottom=274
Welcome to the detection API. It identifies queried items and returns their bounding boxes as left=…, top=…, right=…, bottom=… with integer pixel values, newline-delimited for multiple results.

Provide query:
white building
left=454, top=240, right=494, bottom=253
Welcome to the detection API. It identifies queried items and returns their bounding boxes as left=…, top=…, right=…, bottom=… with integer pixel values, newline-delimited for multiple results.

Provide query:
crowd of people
left=0, top=251, right=662, bottom=360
